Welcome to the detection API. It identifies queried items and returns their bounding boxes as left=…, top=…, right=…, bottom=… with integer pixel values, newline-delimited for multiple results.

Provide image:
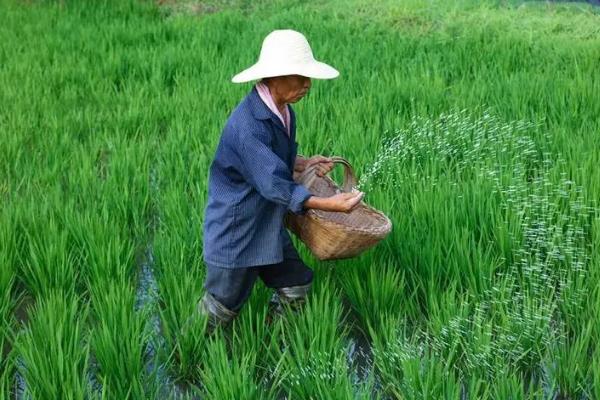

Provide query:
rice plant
left=544, top=321, right=594, bottom=398
left=89, top=282, right=150, bottom=399
left=336, top=260, right=410, bottom=334
left=487, top=373, right=545, bottom=400
left=371, top=315, right=462, bottom=399
left=231, top=303, right=283, bottom=385
left=197, top=334, right=278, bottom=400
left=17, top=207, right=80, bottom=299
left=154, top=235, right=208, bottom=383
left=15, top=293, right=90, bottom=399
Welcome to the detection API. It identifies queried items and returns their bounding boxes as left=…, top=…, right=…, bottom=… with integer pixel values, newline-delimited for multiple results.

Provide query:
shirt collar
left=247, top=86, right=294, bottom=138
left=248, top=85, right=275, bottom=121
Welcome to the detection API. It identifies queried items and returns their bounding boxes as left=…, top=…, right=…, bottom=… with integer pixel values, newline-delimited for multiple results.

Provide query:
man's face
left=275, top=75, right=312, bottom=103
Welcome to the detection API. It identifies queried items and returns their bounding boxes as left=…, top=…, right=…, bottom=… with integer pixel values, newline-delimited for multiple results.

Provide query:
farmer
left=199, top=29, right=364, bottom=329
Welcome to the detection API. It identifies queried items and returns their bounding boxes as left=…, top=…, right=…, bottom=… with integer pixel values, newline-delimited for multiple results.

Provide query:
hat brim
left=231, top=60, right=339, bottom=83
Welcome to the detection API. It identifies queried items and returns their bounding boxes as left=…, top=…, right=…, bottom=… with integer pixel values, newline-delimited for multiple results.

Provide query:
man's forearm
left=303, top=195, right=331, bottom=211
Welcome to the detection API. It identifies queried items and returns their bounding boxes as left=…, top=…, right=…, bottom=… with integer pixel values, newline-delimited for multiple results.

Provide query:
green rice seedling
left=494, top=295, right=555, bottom=378
left=232, top=303, right=283, bottom=384
left=556, top=265, right=590, bottom=340
left=424, top=287, right=480, bottom=376
left=590, top=267, right=600, bottom=400
left=198, top=334, right=277, bottom=400
left=17, top=208, right=79, bottom=299
left=151, top=185, right=204, bottom=253
left=489, top=171, right=594, bottom=376
left=398, top=350, right=461, bottom=399
left=279, top=349, right=377, bottom=400
left=371, top=315, right=460, bottom=399
left=0, top=215, right=16, bottom=321
left=152, top=176, right=208, bottom=383
left=154, top=236, right=208, bottom=383
left=438, top=282, right=552, bottom=381
left=558, top=244, right=588, bottom=347
left=156, top=275, right=208, bottom=383
left=98, top=145, right=153, bottom=241
left=460, top=374, right=497, bottom=400
left=545, top=320, right=594, bottom=398
left=279, top=277, right=346, bottom=360
left=336, top=260, right=409, bottom=334
left=486, top=373, right=544, bottom=400
left=15, top=292, right=90, bottom=399
left=414, top=278, right=552, bottom=388
left=89, top=281, right=149, bottom=399
left=64, top=205, right=137, bottom=290
left=593, top=348, right=600, bottom=400
left=244, top=279, right=274, bottom=312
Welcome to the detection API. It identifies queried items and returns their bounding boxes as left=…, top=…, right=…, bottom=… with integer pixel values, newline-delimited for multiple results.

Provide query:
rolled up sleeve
left=236, top=129, right=312, bottom=214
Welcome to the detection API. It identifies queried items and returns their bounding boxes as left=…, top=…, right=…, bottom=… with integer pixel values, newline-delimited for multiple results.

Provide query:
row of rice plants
left=0, top=0, right=165, bottom=396
left=195, top=293, right=281, bottom=398
left=4, top=145, right=153, bottom=397
left=147, top=38, right=217, bottom=383
left=78, top=145, right=153, bottom=398
left=152, top=181, right=209, bottom=385
left=5, top=194, right=89, bottom=398
left=1, top=15, right=152, bottom=399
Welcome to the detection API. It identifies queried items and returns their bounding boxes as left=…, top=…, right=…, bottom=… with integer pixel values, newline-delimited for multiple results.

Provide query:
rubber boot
left=197, top=292, right=237, bottom=334
left=267, top=281, right=312, bottom=323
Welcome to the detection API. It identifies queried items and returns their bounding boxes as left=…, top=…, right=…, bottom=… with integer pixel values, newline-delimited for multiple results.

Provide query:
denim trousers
left=203, top=258, right=313, bottom=313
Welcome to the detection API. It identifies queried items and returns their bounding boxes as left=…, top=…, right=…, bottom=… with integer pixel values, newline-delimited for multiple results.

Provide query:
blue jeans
left=203, top=258, right=313, bottom=313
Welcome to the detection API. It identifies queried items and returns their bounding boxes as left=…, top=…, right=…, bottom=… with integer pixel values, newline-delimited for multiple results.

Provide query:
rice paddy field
left=1, top=0, right=600, bottom=398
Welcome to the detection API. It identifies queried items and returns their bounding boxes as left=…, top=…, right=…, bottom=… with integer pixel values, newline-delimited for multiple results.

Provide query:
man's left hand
left=306, top=155, right=334, bottom=177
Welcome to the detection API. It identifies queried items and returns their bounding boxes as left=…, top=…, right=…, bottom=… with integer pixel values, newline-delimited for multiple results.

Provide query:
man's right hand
left=304, top=191, right=365, bottom=213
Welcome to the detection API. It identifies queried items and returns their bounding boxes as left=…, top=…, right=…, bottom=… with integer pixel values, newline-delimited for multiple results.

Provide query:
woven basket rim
left=293, top=155, right=392, bottom=242
left=306, top=204, right=393, bottom=236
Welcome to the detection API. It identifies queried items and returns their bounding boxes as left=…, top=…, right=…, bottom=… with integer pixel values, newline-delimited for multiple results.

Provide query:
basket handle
left=299, top=156, right=357, bottom=193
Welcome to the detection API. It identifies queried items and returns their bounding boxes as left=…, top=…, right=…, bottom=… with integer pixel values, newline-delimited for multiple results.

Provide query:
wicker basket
left=285, top=156, right=392, bottom=261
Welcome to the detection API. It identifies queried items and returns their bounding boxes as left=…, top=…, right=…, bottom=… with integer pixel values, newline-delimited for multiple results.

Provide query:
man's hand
left=305, top=155, right=335, bottom=177
left=304, top=191, right=365, bottom=213
left=294, top=155, right=308, bottom=174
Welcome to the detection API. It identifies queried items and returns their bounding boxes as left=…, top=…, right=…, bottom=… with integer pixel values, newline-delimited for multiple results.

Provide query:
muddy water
left=12, top=295, right=35, bottom=399
left=135, top=246, right=199, bottom=399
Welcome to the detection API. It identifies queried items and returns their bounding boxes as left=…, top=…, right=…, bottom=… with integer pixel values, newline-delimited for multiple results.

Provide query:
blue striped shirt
left=202, top=86, right=313, bottom=269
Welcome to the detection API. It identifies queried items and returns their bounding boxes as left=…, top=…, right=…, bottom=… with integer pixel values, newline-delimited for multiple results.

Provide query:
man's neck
left=264, top=82, right=287, bottom=115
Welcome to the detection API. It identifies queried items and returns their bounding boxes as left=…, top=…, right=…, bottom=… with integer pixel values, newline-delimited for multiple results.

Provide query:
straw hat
left=231, top=29, right=339, bottom=83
